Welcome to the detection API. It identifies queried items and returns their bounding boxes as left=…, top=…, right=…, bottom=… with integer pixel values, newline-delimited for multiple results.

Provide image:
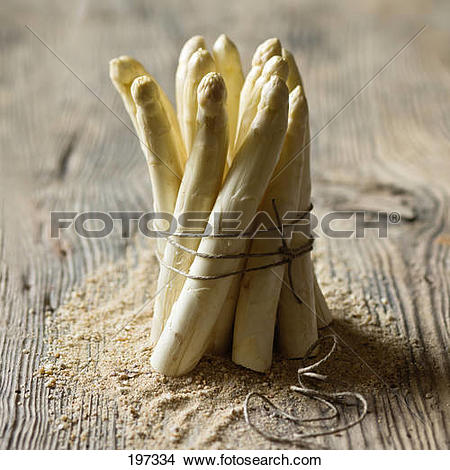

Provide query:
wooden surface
left=0, top=0, right=449, bottom=449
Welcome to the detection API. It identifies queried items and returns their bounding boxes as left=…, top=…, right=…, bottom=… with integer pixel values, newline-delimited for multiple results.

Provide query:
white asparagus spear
left=110, top=56, right=187, bottom=171
left=212, top=34, right=244, bottom=157
left=282, top=48, right=304, bottom=92
left=252, top=38, right=282, bottom=67
left=208, top=46, right=281, bottom=352
left=109, top=56, right=147, bottom=133
left=208, top=275, right=246, bottom=354
left=209, top=55, right=289, bottom=355
left=150, top=76, right=289, bottom=376
left=131, top=76, right=183, bottom=257
left=277, top=101, right=318, bottom=357
left=234, top=55, right=288, bottom=153
left=315, top=276, right=333, bottom=327
left=209, top=45, right=285, bottom=352
left=232, top=85, right=307, bottom=372
left=233, top=38, right=281, bottom=162
left=278, top=51, right=333, bottom=330
left=236, top=67, right=260, bottom=132
left=181, top=49, right=216, bottom=154
left=237, top=38, right=282, bottom=121
left=150, top=73, right=229, bottom=346
left=175, top=36, right=206, bottom=129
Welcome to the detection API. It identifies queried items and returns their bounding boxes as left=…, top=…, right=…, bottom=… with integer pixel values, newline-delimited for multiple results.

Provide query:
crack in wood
left=57, top=133, right=77, bottom=181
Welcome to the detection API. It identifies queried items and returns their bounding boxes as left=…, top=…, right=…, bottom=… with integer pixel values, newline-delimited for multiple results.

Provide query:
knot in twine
left=158, top=200, right=313, bottom=302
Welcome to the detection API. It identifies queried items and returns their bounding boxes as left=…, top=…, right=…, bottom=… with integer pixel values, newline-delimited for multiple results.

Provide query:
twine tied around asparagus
left=157, top=200, right=313, bottom=304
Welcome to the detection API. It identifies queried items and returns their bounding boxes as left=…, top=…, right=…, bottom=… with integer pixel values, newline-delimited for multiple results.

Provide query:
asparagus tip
left=131, top=75, right=159, bottom=106
left=259, top=75, right=289, bottom=111
left=109, top=55, right=146, bottom=85
left=289, top=84, right=303, bottom=104
left=261, top=55, right=289, bottom=81
left=188, top=48, right=214, bottom=69
left=252, top=37, right=282, bottom=67
left=197, top=72, right=227, bottom=113
left=215, top=33, right=228, bottom=44
left=179, top=35, right=206, bottom=63
left=214, top=33, right=237, bottom=50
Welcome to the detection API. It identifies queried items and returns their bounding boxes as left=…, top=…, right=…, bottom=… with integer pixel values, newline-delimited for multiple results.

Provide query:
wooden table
left=1, top=0, right=448, bottom=449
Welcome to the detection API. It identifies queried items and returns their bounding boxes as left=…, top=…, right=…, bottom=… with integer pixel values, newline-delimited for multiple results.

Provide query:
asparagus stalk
left=232, top=85, right=307, bottom=372
left=208, top=279, right=245, bottom=354
left=277, top=108, right=318, bottom=358
left=208, top=55, right=288, bottom=355
left=150, top=73, right=229, bottom=345
left=212, top=34, right=244, bottom=157
left=110, top=56, right=186, bottom=171
left=252, top=38, right=282, bottom=67
left=109, top=56, right=147, bottom=133
left=232, top=38, right=281, bottom=161
left=279, top=51, right=333, bottom=330
left=131, top=76, right=183, bottom=256
left=150, top=76, right=289, bottom=376
left=234, top=55, right=288, bottom=153
left=176, top=36, right=206, bottom=129
left=315, top=276, right=333, bottom=327
left=282, top=48, right=304, bottom=92
left=181, top=49, right=216, bottom=154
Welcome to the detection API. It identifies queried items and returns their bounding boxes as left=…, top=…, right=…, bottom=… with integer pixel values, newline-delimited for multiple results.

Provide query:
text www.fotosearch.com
left=182, top=453, right=321, bottom=466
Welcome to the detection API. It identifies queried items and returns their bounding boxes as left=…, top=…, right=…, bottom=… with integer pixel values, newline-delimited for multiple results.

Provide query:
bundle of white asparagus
left=110, top=35, right=332, bottom=376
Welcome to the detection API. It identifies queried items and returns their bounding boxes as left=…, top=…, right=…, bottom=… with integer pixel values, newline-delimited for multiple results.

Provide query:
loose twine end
left=244, top=336, right=368, bottom=446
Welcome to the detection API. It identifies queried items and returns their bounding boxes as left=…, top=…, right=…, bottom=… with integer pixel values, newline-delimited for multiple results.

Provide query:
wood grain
left=0, top=0, right=448, bottom=449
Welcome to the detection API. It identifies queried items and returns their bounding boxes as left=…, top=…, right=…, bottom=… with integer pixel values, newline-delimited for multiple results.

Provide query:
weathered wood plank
left=0, top=0, right=448, bottom=449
